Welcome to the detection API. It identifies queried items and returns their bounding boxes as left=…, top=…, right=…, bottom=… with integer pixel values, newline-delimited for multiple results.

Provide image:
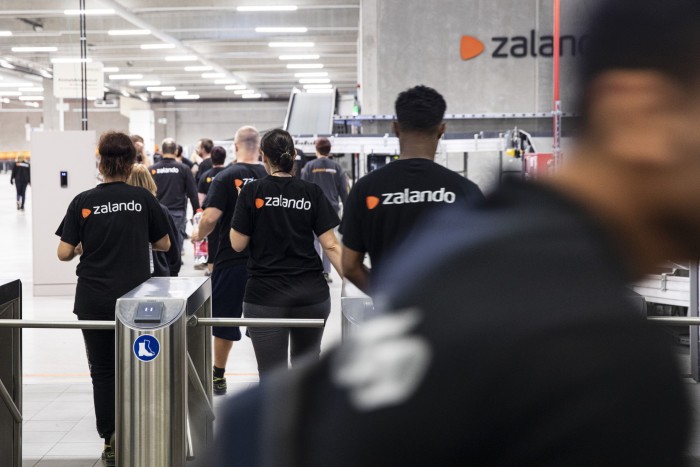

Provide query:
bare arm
left=230, top=228, right=250, bottom=253
left=341, top=245, right=370, bottom=293
left=57, top=241, right=80, bottom=261
left=319, top=228, right=343, bottom=278
left=192, top=207, right=222, bottom=242
left=198, top=193, right=207, bottom=207
left=152, top=234, right=171, bottom=252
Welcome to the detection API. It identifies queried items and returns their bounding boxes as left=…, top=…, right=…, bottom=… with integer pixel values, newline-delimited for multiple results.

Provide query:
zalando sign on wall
left=460, top=31, right=588, bottom=60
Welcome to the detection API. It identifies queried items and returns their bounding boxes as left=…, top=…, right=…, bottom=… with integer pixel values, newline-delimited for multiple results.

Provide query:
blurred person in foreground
left=212, top=1, right=698, bottom=465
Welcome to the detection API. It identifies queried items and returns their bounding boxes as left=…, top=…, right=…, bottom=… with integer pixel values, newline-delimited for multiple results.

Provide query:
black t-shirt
left=300, top=157, right=348, bottom=211
left=148, top=158, right=199, bottom=212
left=179, top=156, right=194, bottom=169
left=56, top=182, right=170, bottom=319
left=204, top=163, right=268, bottom=269
left=212, top=180, right=690, bottom=467
left=198, top=166, right=226, bottom=195
left=11, top=162, right=30, bottom=184
left=196, top=157, right=213, bottom=184
left=340, top=158, right=484, bottom=277
left=232, top=176, right=340, bottom=306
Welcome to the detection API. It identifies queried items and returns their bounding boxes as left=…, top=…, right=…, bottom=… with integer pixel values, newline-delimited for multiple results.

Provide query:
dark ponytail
left=261, top=129, right=295, bottom=173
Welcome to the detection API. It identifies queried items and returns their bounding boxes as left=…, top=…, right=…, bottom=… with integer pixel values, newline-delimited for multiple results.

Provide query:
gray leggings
left=243, top=298, right=330, bottom=376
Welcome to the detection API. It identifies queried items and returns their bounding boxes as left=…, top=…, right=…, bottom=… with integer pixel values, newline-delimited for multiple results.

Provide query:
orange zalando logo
left=81, top=209, right=92, bottom=218
left=150, top=169, right=156, bottom=175
left=255, top=198, right=265, bottom=209
left=366, top=196, right=380, bottom=210
left=234, top=179, right=244, bottom=188
left=460, top=36, right=485, bottom=60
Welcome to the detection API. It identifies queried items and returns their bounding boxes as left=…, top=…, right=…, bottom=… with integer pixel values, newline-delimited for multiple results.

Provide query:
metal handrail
left=0, top=317, right=325, bottom=329
left=647, top=317, right=700, bottom=326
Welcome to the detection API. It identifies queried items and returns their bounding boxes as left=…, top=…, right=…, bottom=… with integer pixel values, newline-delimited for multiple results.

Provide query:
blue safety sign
left=133, top=335, right=160, bottom=362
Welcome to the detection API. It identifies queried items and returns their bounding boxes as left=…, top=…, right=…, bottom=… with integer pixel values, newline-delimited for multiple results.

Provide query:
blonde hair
left=16, top=155, right=26, bottom=163
left=127, top=164, right=157, bottom=196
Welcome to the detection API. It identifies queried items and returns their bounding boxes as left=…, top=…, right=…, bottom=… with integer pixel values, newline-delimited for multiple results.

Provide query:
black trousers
left=14, top=181, right=28, bottom=208
left=81, top=326, right=115, bottom=441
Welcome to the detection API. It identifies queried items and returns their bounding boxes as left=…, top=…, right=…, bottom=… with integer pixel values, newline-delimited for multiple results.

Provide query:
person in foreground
left=211, top=1, right=696, bottom=465
left=56, top=132, right=171, bottom=466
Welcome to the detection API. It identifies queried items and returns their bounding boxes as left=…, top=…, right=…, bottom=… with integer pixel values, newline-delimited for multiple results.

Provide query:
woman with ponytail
left=231, top=128, right=342, bottom=377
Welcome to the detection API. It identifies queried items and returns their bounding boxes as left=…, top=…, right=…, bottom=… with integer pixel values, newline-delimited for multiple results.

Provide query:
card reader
left=134, top=302, right=164, bottom=324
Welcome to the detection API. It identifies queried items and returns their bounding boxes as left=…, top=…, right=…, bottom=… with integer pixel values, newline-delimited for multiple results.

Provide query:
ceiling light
left=129, top=80, right=161, bottom=86
left=241, top=94, right=262, bottom=99
left=121, top=90, right=130, bottom=97
left=12, top=46, right=57, bottom=52
left=306, top=89, right=334, bottom=94
left=109, top=74, right=143, bottom=80
left=279, top=54, right=320, bottom=60
left=165, top=55, right=197, bottom=62
left=0, top=91, right=21, bottom=96
left=202, top=73, right=225, bottom=78
left=295, top=72, right=328, bottom=78
left=269, top=42, right=314, bottom=48
left=139, top=95, right=149, bottom=102
left=39, top=70, right=52, bottom=78
left=108, top=30, right=151, bottom=36
left=238, top=5, right=298, bottom=11
left=287, top=63, right=324, bottom=69
left=103, top=67, right=119, bottom=72
left=147, top=86, right=175, bottom=92
left=303, top=84, right=333, bottom=89
left=19, top=96, right=44, bottom=101
left=24, top=102, right=40, bottom=108
left=225, top=85, right=247, bottom=90
left=234, top=89, right=255, bottom=95
left=0, top=98, right=9, bottom=104
left=0, top=61, right=16, bottom=70
left=174, top=94, right=200, bottom=100
left=0, top=32, right=12, bottom=37
left=51, top=57, right=92, bottom=64
left=162, top=90, right=189, bottom=96
left=214, top=79, right=237, bottom=85
left=0, top=82, right=29, bottom=87
left=184, top=66, right=212, bottom=72
left=19, top=87, right=44, bottom=92
left=298, top=78, right=330, bottom=84
left=255, top=27, right=307, bottom=33
left=64, top=9, right=115, bottom=15
left=140, top=43, right=175, bottom=50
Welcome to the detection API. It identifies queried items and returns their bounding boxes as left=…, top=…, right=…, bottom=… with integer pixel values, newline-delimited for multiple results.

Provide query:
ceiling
left=0, top=0, right=360, bottom=108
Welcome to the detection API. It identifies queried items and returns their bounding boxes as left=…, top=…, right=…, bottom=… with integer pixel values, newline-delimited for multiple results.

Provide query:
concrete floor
left=0, top=171, right=344, bottom=466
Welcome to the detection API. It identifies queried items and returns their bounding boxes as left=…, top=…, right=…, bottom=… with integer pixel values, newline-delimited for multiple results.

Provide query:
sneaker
left=324, top=272, right=333, bottom=283
left=102, top=433, right=116, bottom=466
left=213, top=375, right=227, bottom=395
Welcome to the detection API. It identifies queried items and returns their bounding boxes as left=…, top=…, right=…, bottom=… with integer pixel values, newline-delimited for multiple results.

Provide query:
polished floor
left=0, top=171, right=344, bottom=466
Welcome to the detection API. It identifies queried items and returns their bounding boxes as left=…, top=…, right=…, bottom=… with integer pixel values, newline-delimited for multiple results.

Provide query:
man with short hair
left=212, top=1, right=695, bottom=465
left=193, top=138, right=214, bottom=184
left=149, top=138, right=199, bottom=250
left=191, top=126, right=267, bottom=395
left=197, top=146, right=229, bottom=274
left=340, top=85, right=485, bottom=293
left=301, top=137, right=348, bottom=282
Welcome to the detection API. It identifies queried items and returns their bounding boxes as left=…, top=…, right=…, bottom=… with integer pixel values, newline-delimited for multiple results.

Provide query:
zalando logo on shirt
left=86, top=200, right=143, bottom=216
left=153, top=167, right=180, bottom=174
left=255, top=195, right=311, bottom=210
left=366, top=188, right=456, bottom=210
left=235, top=178, right=256, bottom=188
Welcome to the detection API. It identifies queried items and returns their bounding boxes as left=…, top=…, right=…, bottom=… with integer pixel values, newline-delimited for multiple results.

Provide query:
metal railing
left=0, top=317, right=325, bottom=330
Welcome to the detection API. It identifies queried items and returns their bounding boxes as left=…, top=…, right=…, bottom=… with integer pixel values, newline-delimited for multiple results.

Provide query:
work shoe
left=102, top=433, right=115, bottom=466
left=213, top=375, right=227, bottom=396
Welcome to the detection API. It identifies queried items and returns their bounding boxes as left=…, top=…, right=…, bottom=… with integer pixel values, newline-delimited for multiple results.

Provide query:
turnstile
left=116, top=277, right=213, bottom=467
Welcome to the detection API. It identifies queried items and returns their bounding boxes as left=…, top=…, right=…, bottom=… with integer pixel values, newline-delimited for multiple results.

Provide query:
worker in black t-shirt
left=149, top=138, right=199, bottom=251
left=193, top=138, right=214, bottom=184
left=231, top=129, right=342, bottom=377
left=56, top=132, right=171, bottom=466
left=191, top=126, right=268, bottom=395
left=176, top=144, right=194, bottom=169
left=10, top=154, right=30, bottom=210
left=197, top=146, right=228, bottom=274
left=340, top=86, right=484, bottom=294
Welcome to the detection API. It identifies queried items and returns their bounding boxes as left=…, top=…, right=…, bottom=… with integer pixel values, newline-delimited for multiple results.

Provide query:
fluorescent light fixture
left=303, top=84, right=333, bottom=89
left=306, top=88, right=334, bottom=94
left=39, top=70, right=52, bottom=78
left=269, top=42, right=314, bottom=48
left=164, top=55, right=197, bottom=62
left=225, top=85, right=247, bottom=90
left=287, top=63, right=324, bottom=69
left=19, top=96, right=44, bottom=101
left=202, top=73, right=225, bottom=79
left=147, top=86, right=176, bottom=92
left=0, top=98, right=9, bottom=104
left=51, top=57, right=92, bottom=64
left=129, top=80, right=161, bottom=86
left=237, top=5, right=298, bottom=12
left=279, top=54, right=320, bottom=60
left=0, top=91, right=21, bottom=96
left=184, top=66, right=212, bottom=71
left=0, top=61, right=16, bottom=70
left=19, top=87, right=44, bottom=92
left=255, top=27, right=307, bottom=33
left=121, top=90, right=130, bottom=97
left=139, top=95, right=149, bottom=102
left=162, top=90, right=189, bottom=96
left=295, top=72, right=328, bottom=77
left=103, top=67, right=119, bottom=72
left=140, top=43, right=175, bottom=50
left=234, top=89, right=255, bottom=95
left=0, top=32, right=13, bottom=37
left=298, top=78, right=330, bottom=84
left=0, top=83, right=29, bottom=87
left=241, top=94, right=263, bottom=99
left=109, top=74, right=143, bottom=80
left=174, top=94, right=200, bottom=100
left=214, top=79, right=237, bottom=85
left=108, top=29, right=151, bottom=36
left=24, top=102, right=40, bottom=108
left=12, top=46, right=57, bottom=52
left=64, top=9, right=115, bottom=15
